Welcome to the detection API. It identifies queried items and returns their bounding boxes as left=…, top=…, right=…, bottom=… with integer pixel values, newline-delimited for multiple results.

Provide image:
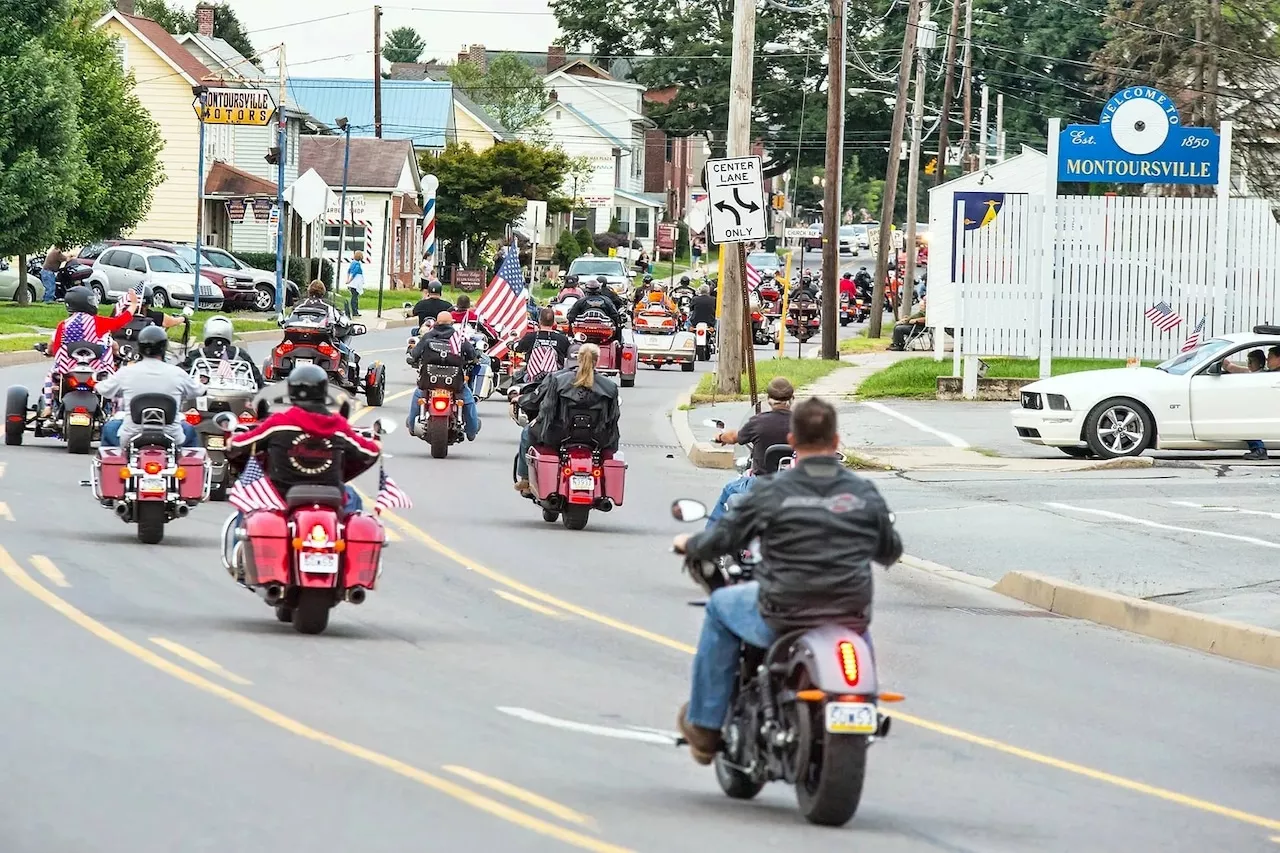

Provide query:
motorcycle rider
left=565, top=277, right=622, bottom=337
left=96, top=326, right=205, bottom=448
left=180, top=315, right=266, bottom=388
left=38, top=286, right=137, bottom=418
left=709, top=377, right=794, bottom=523
left=789, top=275, right=819, bottom=303
left=839, top=271, right=857, bottom=305
left=688, top=284, right=717, bottom=330
left=672, top=397, right=902, bottom=764
left=556, top=274, right=584, bottom=303
left=410, top=279, right=453, bottom=328
left=854, top=266, right=874, bottom=297
left=512, top=343, right=621, bottom=497
left=451, top=293, right=480, bottom=326
left=513, top=308, right=571, bottom=381
left=292, top=280, right=360, bottom=381
left=637, top=277, right=678, bottom=317
left=406, top=311, right=481, bottom=440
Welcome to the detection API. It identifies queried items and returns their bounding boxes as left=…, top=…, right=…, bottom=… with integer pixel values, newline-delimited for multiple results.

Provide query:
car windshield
left=148, top=255, right=189, bottom=274
left=204, top=249, right=241, bottom=269
left=568, top=259, right=626, bottom=277
left=839, top=226, right=858, bottom=236
left=167, top=245, right=198, bottom=265
left=1155, top=338, right=1233, bottom=374
left=746, top=252, right=780, bottom=271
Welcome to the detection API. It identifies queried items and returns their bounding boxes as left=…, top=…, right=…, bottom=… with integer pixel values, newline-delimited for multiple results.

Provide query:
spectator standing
left=42, top=245, right=67, bottom=303
left=344, top=250, right=366, bottom=317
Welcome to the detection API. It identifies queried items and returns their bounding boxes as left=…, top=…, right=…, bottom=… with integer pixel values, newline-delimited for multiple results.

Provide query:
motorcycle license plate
left=139, top=475, right=165, bottom=494
left=570, top=474, right=594, bottom=491
left=294, top=358, right=313, bottom=366
left=206, top=435, right=225, bottom=449
left=68, top=414, right=91, bottom=427
left=301, top=552, right=339, bottom=574
left=824, top=701, right=877, bottom=734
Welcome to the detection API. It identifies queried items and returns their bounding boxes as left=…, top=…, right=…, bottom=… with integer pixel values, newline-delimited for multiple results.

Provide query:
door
left=96, top=250, right=129, bottom=297
left=1188, top=345, right=1280, bottom=441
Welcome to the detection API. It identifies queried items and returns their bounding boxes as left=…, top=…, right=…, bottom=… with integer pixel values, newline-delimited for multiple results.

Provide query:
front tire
left=292, top=589, right=331, bottom=635
left=1084, top=397, right=1152, bottom=458
left=561, top=507, right=590, bottom=530
left=426, top=417, right=449, bottom=459
left=254, top=285, right=276, bottom=312
left=151, top=288, right=171, bottom=309
left=136, top=502, right=166, bottom=544
left=65, top=422, right=92, bottom=455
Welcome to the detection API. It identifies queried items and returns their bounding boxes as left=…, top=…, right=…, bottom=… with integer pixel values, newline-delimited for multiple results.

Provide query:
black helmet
left=65, top=285, right=96, bottom=314
left=841, top=272, right=852, bottom=280
left=583, top=277, right=602, bottom=292
left=137, top=324, right=169, bottom=359
left=643, top=274, right=654, bottom=284
left=596, top=275, right=609, bottom=285
left=287, top=363, right=329, bottom=408
left=565, top=274, right=579, bottom=286
left=680, top=275, right=691, bottom=286
left=427, top=279, right=443, bottom=294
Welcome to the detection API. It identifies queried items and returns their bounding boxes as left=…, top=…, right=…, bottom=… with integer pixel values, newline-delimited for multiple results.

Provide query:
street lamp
left=334, top=117, right=352, bottom=292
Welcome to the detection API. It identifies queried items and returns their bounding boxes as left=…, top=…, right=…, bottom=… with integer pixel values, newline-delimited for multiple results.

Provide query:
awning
left=613, top=188, right=666, bottom=209
left=204, top=161, right=278, bottom=198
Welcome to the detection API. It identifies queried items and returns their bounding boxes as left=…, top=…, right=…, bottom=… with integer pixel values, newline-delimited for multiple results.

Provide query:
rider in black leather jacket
left=565, top=279, right=622, bottom=332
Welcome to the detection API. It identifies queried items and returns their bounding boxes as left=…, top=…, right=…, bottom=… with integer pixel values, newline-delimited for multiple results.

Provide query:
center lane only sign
left=706, top=155, right=767, bottom=244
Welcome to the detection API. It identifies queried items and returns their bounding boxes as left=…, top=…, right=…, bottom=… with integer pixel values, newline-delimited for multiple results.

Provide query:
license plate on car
left=206, top=435, right=225, bottom=449
left=301, top=552, right=339, bottom=574
left=139, top=475, right=165, bottom=494
left=570, top=474, right=594, bottom=491
left=824, top=701, right=877, bottom=734
left=68, top=414, right=91, bottom=426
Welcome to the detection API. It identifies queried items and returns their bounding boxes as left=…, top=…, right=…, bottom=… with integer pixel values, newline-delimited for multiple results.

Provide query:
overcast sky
left=218, top=0, right=562, bottom=78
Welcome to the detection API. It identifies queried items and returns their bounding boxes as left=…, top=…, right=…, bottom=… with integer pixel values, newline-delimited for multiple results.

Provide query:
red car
left=79, top=240, right=259, bottom=309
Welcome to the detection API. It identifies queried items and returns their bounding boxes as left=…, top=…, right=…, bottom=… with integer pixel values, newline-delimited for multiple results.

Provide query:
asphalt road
left=1, top=328, right=1279, bottom=851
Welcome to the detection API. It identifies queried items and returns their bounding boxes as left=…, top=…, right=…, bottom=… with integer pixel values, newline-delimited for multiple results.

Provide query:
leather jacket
left=565, top=293, right=621, bottom=328
left=527, top=368, right=621, bottom=452
left=684, top=455, right=902, bottom=631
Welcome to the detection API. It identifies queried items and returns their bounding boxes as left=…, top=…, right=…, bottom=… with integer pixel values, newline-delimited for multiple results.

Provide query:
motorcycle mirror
left=402, top=301, right=413, bottom=310
left=671, top=498, right=708, bottom=523
left=702, top=418, right=725, bottom=429
left=350, top=324, right=368, bottom=336
left=734, top=456, right=751, bottom=474
left=373, top=416, right=397, bottom=436
left=182, top=306, right=195, bottom=318
left=575, top=332, right=587, bottom=343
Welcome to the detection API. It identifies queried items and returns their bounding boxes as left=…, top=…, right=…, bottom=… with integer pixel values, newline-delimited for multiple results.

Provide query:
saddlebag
left=242, top=511, right=289, bottom=587
left=602, top=456, right=627, bottom=506
left=92, top=448, right=128, bottom=500
left=418, top=362, right=465, bottom=392
left=177, top=448, right=210, bottom=502
left=527, top=446, right=561, bottom=500
left=342, top=512, right=384, bottom=590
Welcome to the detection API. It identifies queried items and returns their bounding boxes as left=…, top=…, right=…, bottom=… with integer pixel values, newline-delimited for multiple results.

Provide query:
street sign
left=785, top=227, right=822, bottom=239
left=193, top=87, right=277, bottom=126
left=706, top=155, right=767, bottom=244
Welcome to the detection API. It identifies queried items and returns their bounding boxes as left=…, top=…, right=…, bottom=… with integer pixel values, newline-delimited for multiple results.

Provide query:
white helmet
left=203, top=314, right=234, bottom=345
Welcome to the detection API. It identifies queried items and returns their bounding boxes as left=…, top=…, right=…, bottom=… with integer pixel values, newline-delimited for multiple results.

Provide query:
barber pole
left=422, top=174, right=439, bottom=270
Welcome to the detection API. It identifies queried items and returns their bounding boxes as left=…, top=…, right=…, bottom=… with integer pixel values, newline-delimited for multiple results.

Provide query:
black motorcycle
left=5, top=341, right=109, bottom=453
left=25, top=257, right=93, bottom=300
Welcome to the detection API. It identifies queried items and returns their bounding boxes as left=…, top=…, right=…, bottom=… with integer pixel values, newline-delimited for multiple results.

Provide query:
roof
left=204, top=161, right=278, bottom=197
left=555, top=59, right=615, bottom=80
left=299, top=136, right=417, bottom=190
left=548, top=100, right=627, bottom=148
left=399, top=196, right=424, bottom=217
left=175, top=32, right=264, bottom=80
left=287, top=78, right=452, bottom=149
left=451, top=89, right=511, bottom=140
left=615, top=188, right=666, bottom=208
left=96, top=10, right=216, bottom=86
left=930, top=146, right=1047, bottom=194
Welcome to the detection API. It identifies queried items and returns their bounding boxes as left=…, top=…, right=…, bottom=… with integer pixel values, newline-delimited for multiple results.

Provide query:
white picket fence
left=943, top=194, right=1280, bottom=362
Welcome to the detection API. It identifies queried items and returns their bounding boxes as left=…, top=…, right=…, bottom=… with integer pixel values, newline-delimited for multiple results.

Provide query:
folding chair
left=903, top=324, right=934, bottom=351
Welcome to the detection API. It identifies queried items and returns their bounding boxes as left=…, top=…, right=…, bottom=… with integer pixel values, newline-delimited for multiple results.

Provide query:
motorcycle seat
left=285, top=484, right=345, bottom=510
left=127, top=428, right=175, bottom=451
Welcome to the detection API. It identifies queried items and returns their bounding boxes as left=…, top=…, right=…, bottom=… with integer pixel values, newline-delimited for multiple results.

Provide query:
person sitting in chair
left=889, top=297, right=927, bottom=351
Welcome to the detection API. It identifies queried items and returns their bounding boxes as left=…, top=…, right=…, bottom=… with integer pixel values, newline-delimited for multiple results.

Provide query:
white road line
left=1169, top=500, right=1280, bottom=521
left=860, top=401, right=970, bottom=448
left=1046, top=502, right=1280, bottom=550
left=496, top=707, right=679, bottom=746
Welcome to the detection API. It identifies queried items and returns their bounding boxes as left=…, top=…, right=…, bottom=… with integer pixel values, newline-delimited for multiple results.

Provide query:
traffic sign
left=785, top=227, right=822, bottom=239
left=706, top=155, right=767, bottom=244
left=194, top=87, right=277, bottom=126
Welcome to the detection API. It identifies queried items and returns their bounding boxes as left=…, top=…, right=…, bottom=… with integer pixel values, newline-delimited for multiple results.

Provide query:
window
left=571, top=210, right=590, bottom=232
left=323, top=225, right=366, bottom=256
left=128, top=254, right=147, bottom=273
left=204, top=249, right=241, bottom=269
left=97, top=250, right=120, bottom=268
left=148, top=255, right=185, bottom=274
left=614, top=206, right=625, bottom=229
left=635, top=207, right=650, bottom=239
left=205, top=124, right=233, bottom=162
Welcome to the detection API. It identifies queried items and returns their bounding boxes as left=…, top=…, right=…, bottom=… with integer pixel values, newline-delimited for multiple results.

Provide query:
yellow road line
left=28, top=555, right=69, bottom=588
left=0, top=502, right=13, bottom=522
left=0, top=548, right=633, bottom=853
left=443, top=765, right=593, bottom=827
left=373, top=510, right=1280, bottom=835
left=493, top=589, right=567, bottom=619
left=384, top=526, right=403, bottom=542
left=351, top=388, right=414, bottom=424
left=149, top=637, right=253, bottom=686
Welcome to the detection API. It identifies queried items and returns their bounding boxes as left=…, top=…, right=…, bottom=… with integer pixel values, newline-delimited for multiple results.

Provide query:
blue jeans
left=102, top=419, right=197, bottom=447
left=469, top=355, right=491, bottom=398
left=348, top=288, right=361, bottom=315
left=41, top=270, right=57, bottom=302
left=1246, top=440, right=1265, bottom=453
left=408, top=385, right=479, bottom=440
left=708, top=474, right=754, bottom=527
left=515, top=424, right=533, bottom=479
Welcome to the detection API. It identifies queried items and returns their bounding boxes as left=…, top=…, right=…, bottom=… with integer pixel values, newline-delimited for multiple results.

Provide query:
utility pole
left=901, top=4, right=933, bottom=321
left=715, top=0, right=756, bottom=395
left=979, top=82, right=990, bottom=168
left=820, top=0, right=846, bottom=360
left=959, top=0, right=974, bottom=171
left=935, top=0, right=961, bottom=187
left=869, top=0, right=920, bottom=338
left=373, top=5, right=384, bottom=138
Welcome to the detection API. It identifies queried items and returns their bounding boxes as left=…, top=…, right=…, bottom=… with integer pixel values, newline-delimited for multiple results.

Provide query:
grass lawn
left=692, top=357, right=847, bottom=402
left=839, top=327, right=892, bottom=354
left=0, top=335, right=44, bottom=353
left=856, top=356, right=1155, bottom=399
left=0, top=304, right=279, bottom=344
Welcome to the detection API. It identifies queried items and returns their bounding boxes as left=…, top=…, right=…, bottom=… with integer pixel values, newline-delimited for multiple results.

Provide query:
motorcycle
left=785, top=297, right=821, bottom=344
left=694, top=323, right=716, bottom=361
left=672, top=285, right=697, bottom=328
left=27, top=257, right=93, bottom=300
left=5, top=341, right=111, bottom=454
left=89, top=393, right=211, bottom=544
left=839, top=293, right=854, bottom=327
left=523, top=416, right=627, bottom=531
left=221, top=417, right=395, bottom=635
left=264, top=307, right=385, bottom=407
left=185, top=356, right=259, bottom=501
left=410, top=352, right=469, bottom=459
left=670, top=497, right=899, bottom=827
left=569, top=308, right=638, bottom=388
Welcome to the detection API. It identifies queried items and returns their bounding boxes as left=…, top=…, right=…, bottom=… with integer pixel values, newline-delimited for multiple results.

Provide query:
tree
left=449, top=53, right=548, bottom=134
left=61, top=0, right=164, bottom=244
left=0, top=0, right=84, bottom=304
left=428, top=141, right=573, bottom=263
left=553, top=229, right=582, bottom=267
left=110, top=1, right=257, bottom=65
left=383, top=26, right=425, bottom=64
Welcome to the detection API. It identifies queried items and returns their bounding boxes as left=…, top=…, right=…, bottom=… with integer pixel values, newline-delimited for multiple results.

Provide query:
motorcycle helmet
left=643, top=274, right=654, bottom=285
left=136, top=324, right=169, bottom=359
left=427, top=279, right=443, bottom=294
left=565, top=274, right=579, bottom=286
left=203, top=314, right=234, bottom=346
left=841, top=272, right=852, bottom=280
left=287, top=363, right=329, bottom=407
left=65, top=285, right=96, bottom=314
left=583, top=277, right=602, bottom=293
left=680, top=275, right=691, bottom=286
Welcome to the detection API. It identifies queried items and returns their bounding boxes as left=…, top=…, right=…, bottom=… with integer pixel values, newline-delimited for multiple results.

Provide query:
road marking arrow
left=712, top=200, right=741, bottom=225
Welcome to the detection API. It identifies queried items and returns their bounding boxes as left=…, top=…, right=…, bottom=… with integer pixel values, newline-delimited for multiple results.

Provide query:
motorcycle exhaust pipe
left=261, top=584, right=285, bottom=606
left=595, top=498, right=614, bottom=513
left=344, top=587, right=367, bottom=605
left=174, top=503, right=190, bottom=519
left=114, top=502, right=132, bottom=522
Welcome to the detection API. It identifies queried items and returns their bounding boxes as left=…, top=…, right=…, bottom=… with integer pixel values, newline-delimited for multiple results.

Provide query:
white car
left=567, top=256, right=631, bottom=300
left=86, top=246, right=224, bottom=310
left=1011, top=329, right=1280, bottom=458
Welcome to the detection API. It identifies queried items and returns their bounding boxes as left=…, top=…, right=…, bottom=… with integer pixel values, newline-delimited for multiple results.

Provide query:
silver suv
left=85, top=246, right=224, bottom=310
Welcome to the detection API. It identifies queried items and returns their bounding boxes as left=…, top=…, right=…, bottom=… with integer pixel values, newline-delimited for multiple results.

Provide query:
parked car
left=567, top=256, right=631, bottom=299
left=199, top=246, right=299, bottom=311
left=838, top=225, right=862, bottom=256
left=85, top=246, right=224, bottom=310
left=0, top=258, right=40, bottom=302
left=802, top=225, right=823, bottom=251
left=1011, top=328, right=1280, bottom=459
left=111, top=240, right=257, bottom=310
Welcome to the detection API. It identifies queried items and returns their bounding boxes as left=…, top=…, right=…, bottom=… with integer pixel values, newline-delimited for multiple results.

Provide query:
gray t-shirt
left=96, top=358, right=206, bottom=446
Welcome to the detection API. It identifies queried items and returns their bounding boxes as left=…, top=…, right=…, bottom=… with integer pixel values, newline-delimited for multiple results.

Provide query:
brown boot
left=677, top=703, right=719, bottom=765
left=513, top=478, right=532, bottom=497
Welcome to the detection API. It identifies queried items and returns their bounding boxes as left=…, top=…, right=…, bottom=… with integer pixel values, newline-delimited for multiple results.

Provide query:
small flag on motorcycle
left=227, top=456, right=287, bottom=514
left=216, top=358, right=235, bottom=381
left=375, top=467, right=413, bottom=513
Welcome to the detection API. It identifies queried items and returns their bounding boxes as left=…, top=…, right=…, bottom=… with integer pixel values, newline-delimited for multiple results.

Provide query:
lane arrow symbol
left=732, top=189, right=761, bottom=213
left=714, top=200, right=742, bottom=225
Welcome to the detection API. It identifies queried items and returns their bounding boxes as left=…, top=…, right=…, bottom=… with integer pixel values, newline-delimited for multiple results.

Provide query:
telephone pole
left=902, top=5, right=934, bottom=320
left=959, top=0, right=974, bottom=170
left=869, top=0, right=920, bottom=337
left=715, top=0, right=757, bottom=395
left=935, top=0, right=960, bottom=187
left=820, top=0, right=846, bottom=360
left=373, top=5, right=384, bottom=138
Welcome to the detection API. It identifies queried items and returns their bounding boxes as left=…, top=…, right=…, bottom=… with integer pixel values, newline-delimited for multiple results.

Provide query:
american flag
left=1144, top=301, right=1184, bottom=332
left=475, top=249, right=529, bottom=359
left=115, top=281, right=144, bottom=316
left=53, top=314, right=112, bottom=375
left=525, top=341, right=561, bottom=380
left=375, top=467, right=413, bottom=513
left=227, top=456, right=287, bottom=514
left=216, top=358, right=235, bottom=382
left=1180, top=317, right=1206, bottom=352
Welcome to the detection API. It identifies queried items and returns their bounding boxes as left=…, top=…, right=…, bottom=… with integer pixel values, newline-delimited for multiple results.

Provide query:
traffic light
left=924, top=157, right=937, bottom=176
left=772, top=193, right=786, bottom=210
left=265, top=146, right=281, bottom=165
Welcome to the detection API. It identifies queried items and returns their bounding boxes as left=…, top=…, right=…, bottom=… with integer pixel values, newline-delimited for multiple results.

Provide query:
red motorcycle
left=570, top=310, right=638, bottom=388
left=785, top=297, right=821, bottom=343
left=526, top=429, right=627, bottom=531
left=264, top=306, right=385, bottom=407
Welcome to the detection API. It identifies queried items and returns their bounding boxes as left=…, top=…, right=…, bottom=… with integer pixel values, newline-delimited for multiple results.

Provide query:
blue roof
left=287, top=78, right=453, bottom=149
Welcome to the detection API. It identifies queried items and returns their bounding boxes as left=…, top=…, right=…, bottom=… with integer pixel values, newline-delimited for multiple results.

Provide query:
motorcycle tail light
left=622, top=350, right=634, bottom=360
left=66, top=376, right=79, bottom=389
left=318, top=342, right=336, bottom=357
left=239, top=412, right=257, bottom=424
left=275, top=341, right=295, bottom=356
left=144, top=461, right=163, bottom=475
left=592, top=467, right=602, bottom=478
left=430, top=394, right=450, bottom=413
left=185, top=410, right=202, bottom=425
left=837, top=640, right=860, bottom=686
left=73, top=406, right=88, bottom=414
left=119, top=467, right=132, bottom=480
left=174, top=467, right=186, bottom=481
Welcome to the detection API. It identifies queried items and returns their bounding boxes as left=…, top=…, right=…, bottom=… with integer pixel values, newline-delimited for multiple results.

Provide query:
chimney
left=548, top=88, right=558, bottom=102
left=195, top=2, right=215, bottom=36
left=467, top=44, right=487, bottom=73
left=547, top=45, right=566, bottom=73
left=116, top=0, right=135, bottom=14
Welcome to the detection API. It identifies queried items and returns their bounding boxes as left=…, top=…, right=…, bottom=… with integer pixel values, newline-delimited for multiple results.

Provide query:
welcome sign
left=1057, top=87, right=1221, bottom=185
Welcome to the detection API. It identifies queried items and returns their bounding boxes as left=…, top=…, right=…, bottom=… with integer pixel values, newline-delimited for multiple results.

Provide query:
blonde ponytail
left=573, top=344, right=599, bottom=388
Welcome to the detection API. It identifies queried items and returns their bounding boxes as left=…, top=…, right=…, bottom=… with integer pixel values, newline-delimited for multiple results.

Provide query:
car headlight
left=1046, top=393, right=1071, bottom=411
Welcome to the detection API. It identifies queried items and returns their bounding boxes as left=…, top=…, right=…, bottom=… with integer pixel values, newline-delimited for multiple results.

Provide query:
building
left=642, top=87, right=700, bottom=223
left=299, top=136, right=424, bottom=291
left=383, top=65, right=511, bottom=151
left=287, top=78, right=454, bottom=153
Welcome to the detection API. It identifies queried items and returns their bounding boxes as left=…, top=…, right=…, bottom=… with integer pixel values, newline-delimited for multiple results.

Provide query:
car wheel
left=253, top=285, right=275, bottom=312
left=1084, top=397, right=1152, bottom=458
left=90, top=282, right=107, bottom=304
left=24, top=284, right=37, bottom=303
left=151, top=289, right=171, bottom=309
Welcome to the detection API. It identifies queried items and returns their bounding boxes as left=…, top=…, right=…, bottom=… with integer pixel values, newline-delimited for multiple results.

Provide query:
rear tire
left=714, top=754, right=766, bottom=800
left=793, top=699, right=868, bottom=827
left=136, top=502, right=166, bottom=545
left=274, top=604, right=294, bottom=623
left=66, top=422, right=92, bottom=454
left=541, top=508, right=559, bottom=523
left=681, top=361, right=695, bottom=372
left=5, top=386, right=27, bottom=446
left=426, top=417, right=449, bottom=459
left=562, top=507, right=590, bottom=530
left=292, top=589, right=331, bottom=634
left=364, top=369, right=385, bottom=407
left=210, top=483, right=228, bottom=501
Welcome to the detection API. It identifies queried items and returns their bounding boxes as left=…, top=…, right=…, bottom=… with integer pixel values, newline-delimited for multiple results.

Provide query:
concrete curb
left=993, top=570, right=1280, bottom=670
left=897, top=554, right=996, bottom=589
left=670, top=381, right=736, bottom=469
left=846, top=446, right=1157, bottom=474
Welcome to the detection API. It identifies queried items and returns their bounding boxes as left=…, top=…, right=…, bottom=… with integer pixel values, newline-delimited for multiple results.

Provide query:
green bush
left=235, top=253, right=335, bottom=288
left=574, top=227, right=594, bottom=254
left=676, top=221, right=690, bottom=258
left=553, top=230, right=581, bottom=267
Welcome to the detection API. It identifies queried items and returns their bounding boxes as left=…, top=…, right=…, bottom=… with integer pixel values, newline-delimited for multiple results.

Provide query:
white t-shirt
left=347, top=260, right=366, bottom=292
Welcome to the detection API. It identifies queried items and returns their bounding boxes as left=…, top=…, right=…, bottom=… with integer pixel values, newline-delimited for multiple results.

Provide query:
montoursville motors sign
left=194, top=87, right=277, bottom=127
